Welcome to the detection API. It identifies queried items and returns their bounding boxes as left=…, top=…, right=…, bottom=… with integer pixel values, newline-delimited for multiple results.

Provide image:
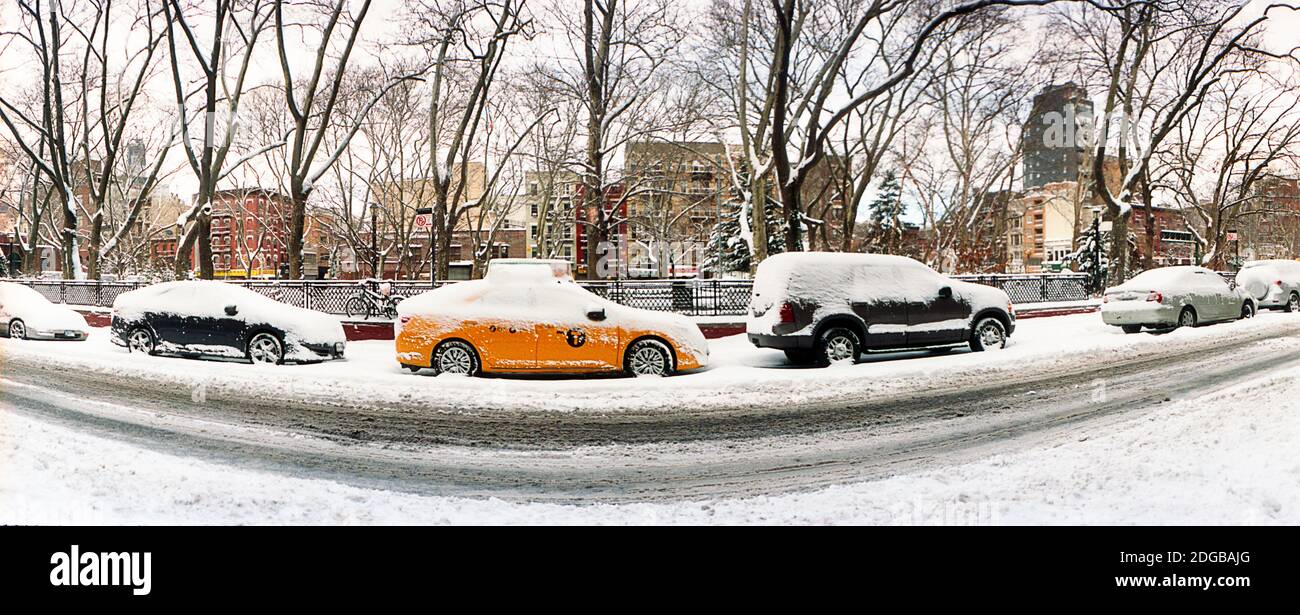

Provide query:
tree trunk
left=750, top=178, right=768, bottom=270
left=86, top=214, right=103, bottom=279
left=1107, top=209, right=1129, bottom=287
left=288, top=188, right=308, bottom=279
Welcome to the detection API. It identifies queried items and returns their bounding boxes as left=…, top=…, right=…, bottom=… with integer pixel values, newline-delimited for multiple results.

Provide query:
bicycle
left=344, top=281, right=399, bottom=320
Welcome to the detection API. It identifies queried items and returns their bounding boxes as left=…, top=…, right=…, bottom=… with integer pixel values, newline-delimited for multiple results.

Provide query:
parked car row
left=2, top=256, right=1298, bottom=377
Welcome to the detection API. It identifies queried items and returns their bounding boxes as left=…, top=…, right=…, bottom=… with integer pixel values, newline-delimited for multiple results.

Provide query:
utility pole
left=369, top=207, right=378, bottom=279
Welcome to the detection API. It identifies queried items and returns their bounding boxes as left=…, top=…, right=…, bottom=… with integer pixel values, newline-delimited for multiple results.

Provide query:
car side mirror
left=938, top=286, right=953, bottom=298
left=586, top=307, right=606, bottom=321
left=1229, top=280, right=1238, bottom=290
left=224, top=305, right=239, bottom=316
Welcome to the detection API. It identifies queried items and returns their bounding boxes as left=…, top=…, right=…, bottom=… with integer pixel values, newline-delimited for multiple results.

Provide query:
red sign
left=1226, top=231, right=1238, bottom=242
left=414, top=213, right=433, bottom=230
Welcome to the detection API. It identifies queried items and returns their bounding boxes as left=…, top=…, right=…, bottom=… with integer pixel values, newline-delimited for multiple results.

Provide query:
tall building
left=1023, top=83, right=1094, bottom=190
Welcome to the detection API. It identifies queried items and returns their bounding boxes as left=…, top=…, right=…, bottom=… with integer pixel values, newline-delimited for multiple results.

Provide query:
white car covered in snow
left=0, top=281, right=91, bottom=341
left=747, top=252, right=1016, bottom=365
left=110, top=281, right=347, bottom=364
left=1235, top=259, right=1300, bottom=312
left=1102, top=266, right=1256, bottom=333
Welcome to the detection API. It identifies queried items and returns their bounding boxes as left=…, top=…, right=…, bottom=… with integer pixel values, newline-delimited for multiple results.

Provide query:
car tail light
left=778, top=302, right=796, bottom=324
left=1277, top=280, right=1284, bottom=287
left=1146, top=291, right=1163, bottom=304
left=1103, top=294, right=1110, bottom=303
left=400, top=316, right=411, bottom=324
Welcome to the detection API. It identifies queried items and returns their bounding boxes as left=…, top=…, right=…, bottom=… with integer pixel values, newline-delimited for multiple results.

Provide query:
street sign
left=414, top=213, right=433, bottom=230
left=1226, top=230, right=1238, bottom=242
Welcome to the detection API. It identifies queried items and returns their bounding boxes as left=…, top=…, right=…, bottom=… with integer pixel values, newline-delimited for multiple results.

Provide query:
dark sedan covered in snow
left=110, top=281, right=346, bottom=365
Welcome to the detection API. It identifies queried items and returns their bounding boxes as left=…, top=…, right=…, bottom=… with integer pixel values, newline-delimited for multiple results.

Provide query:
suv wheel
left=1288, top=293, right=1299, bottom=312
left=969, top=317, right=1007, bottom=351
left=817, top=327, right=860, bottom=366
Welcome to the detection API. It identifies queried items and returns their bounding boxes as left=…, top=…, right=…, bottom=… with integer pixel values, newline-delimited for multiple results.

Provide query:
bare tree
left=162, top=0, right=275, bottom=279
left=0, top=0, right=90, bottom=277
left=273, top=0, right=423, bottom=279
left=68, top=0, right=176, bottom=279
left=407, top=0, right=531, bottom=280
left=898, top=10, right=1036, bottom=271
left=1160, top=69, right=1300, bottom=268
left=544, top=0, right=685, bottom=278
left=1059, top=0, right=1300, bottom=283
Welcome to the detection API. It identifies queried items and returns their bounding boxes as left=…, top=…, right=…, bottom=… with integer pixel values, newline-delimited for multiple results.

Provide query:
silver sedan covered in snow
left=1101, top=266, right=1256, bottom=333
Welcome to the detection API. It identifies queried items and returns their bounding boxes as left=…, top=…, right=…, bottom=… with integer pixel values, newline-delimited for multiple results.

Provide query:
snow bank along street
left=6, top=310, right=1300, bottom=523
left=6, top=311, right=1300, bottom=416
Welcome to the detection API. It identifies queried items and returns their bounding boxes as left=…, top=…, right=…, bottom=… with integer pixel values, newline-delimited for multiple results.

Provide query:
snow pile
left=0, top=282, right=90, bottom=332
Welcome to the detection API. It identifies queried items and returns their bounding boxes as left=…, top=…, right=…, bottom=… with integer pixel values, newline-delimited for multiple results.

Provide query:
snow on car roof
left=752, top=252, right=933, bottom=305
left=0, top=281, right=52, bottom=303
left=485, top=259, right=574, bottom=284
left=1116, top=266, right=1216, bottom=289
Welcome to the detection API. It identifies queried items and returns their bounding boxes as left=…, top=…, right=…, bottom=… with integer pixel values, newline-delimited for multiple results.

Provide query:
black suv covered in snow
left=746, top=253, right=1015, bottom=365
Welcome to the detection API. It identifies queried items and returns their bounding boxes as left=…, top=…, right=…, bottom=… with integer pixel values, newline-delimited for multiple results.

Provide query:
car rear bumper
left=1101, top=303, right=1178, bottom=326
left=748, top=332, right=813, bottom=350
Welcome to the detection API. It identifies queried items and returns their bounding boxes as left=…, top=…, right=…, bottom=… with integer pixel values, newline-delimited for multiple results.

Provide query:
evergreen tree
left=703, top=201, right=751, bottom=275
left=865, top=170, right=904, bottom=253
left=762, top=193, right=786, bottom=257
left=1067, top=218, right=1107, bottom=293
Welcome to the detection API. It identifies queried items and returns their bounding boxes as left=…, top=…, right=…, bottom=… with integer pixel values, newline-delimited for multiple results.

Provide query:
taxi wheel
left=433, top=340, right=480, bottom=376
left=625, top=339, right=674, bottom=377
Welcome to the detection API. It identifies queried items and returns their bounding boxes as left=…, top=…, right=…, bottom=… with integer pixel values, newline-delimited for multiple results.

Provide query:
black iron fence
left=950, top=273, right=1090, bottom=304
left=11, top=274, right=1097, bottom=317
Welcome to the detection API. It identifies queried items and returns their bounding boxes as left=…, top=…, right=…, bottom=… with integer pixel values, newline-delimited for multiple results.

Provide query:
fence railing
left=11, top=273, right=1098, bottom=318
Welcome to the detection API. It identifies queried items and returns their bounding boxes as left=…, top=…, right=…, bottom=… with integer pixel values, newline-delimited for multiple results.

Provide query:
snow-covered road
left=5, top=311, right=1300, bottom=522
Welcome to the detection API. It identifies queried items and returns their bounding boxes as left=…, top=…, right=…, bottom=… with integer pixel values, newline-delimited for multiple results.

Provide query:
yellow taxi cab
left=395, top=259, right=708, bottom=377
